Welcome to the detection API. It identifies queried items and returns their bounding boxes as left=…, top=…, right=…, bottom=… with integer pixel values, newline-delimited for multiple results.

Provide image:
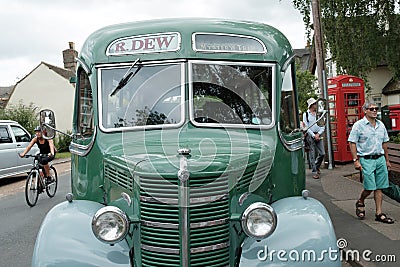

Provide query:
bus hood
left=103, top=129, right=276, bottom=193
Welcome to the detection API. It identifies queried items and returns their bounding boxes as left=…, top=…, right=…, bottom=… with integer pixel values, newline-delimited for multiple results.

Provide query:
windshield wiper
left=110, top=58, right=142, bottom=96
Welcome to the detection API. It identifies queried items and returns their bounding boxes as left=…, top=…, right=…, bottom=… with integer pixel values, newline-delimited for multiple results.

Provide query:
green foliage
left=54, top=131, right=72, bottom=153
left=0, top=101, right=39, bottom=133
left=390, top=133, right=400, bottom=144
left=292, top=0, right=400, bottom=79
left=296, top=63, right=318, bottom=112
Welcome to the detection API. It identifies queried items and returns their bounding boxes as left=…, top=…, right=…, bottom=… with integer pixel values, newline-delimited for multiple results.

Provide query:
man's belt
left=361, top=154, right=383, bottom=160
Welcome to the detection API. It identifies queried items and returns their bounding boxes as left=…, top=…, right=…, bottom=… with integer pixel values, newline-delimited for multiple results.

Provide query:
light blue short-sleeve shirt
left=347, top=117, right=389, bottom=156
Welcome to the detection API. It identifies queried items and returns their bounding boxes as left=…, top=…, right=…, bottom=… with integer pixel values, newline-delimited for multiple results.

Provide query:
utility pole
left=311, top=0, right=334, bottom=169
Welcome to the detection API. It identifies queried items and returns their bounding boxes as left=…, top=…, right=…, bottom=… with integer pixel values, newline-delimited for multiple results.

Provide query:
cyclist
left=19, top=126, right=56, bottom=184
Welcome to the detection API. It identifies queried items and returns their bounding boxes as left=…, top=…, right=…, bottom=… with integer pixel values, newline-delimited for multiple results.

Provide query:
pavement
left=306, top=162, right=400, bottom=267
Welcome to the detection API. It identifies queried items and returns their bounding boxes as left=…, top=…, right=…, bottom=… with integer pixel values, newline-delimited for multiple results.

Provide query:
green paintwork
left=80, top=18, right=292, bottom=67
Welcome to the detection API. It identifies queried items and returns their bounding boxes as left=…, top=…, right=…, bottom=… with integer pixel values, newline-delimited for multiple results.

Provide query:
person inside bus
left=303, top=98, right=325, bottom=179
left=19, top=126, right=56, bottom=184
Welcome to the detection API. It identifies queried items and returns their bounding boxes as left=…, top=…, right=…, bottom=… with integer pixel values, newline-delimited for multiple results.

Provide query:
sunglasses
left=368, top=107, right=379, bottom=111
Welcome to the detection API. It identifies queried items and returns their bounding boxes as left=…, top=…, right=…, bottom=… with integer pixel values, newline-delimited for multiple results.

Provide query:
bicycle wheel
left=25, top=170, right=39, bottom=207
left=46, top=166, right=58, bottom=197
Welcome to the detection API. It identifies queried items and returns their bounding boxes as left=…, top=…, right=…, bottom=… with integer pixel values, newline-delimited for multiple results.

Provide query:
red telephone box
left=328, top=75, right=365, bottom=162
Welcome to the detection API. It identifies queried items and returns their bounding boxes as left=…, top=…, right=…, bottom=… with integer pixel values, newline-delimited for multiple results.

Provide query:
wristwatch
left=353, top=158, right=358, bottom=162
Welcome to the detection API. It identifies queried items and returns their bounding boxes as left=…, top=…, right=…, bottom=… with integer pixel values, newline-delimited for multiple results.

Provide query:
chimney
left=63, top=42, right=78, bottom=73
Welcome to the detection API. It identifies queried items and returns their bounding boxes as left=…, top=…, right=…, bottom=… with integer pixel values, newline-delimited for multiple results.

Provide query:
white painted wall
left=366, top=66, right=393, bottom=104
left=7, top=63, right=74, bottom=132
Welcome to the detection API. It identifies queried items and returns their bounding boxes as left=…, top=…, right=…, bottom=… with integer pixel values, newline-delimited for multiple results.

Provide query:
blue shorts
left=360, top=156, right=389, bottom=190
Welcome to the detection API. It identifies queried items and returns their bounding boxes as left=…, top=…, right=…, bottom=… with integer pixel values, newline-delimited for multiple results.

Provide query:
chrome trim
left=190, top=242, right=230, bottom=253
left=121, top=192, right=132, bottom=206
left=179, top=150, right=190, bottom=267
left=189, top=194, right=228, bottom=204
left=177, top=148, right=191, bottom=155
left=69, top=128, right=96, bottom=156
left=190, top=218, right=227, bottom=229
left=106, top=32, right=182, bottom=56
left=178, top=150, right=190, bottom=182
left=141, top=244, right=180, bottom=254
left=238, top=192, right=251, bottom=206
left=91, top=206, right=129, bottom=244
left=141, top=242, right=230, bottom=255
left=277, top=123, right=303, bottom=152
left=76, top=57, right=91, bottom=74
left=141, top=220, right=179, bottom=229
left=241, top=202, right=277, bottom=239
left=140, top=195, right=178, bottom=205
left=140, top=194, right=228, bottom=205
left=97, top=60, right=186, bottom=133
left=302, top=189, right=310, bottom=199
left=96, top=59, right=187, bottom=69
left=141, top=218, right=227, bottom=230
left=281, top=54, right=295, bottom=73
left=188, top=60, right=276, bottom=129
left=192, top=32, right=267, bottom=54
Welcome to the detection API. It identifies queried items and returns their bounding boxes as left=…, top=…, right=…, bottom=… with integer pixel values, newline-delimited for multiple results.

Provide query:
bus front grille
left=140, top=173, right=230, bottom=267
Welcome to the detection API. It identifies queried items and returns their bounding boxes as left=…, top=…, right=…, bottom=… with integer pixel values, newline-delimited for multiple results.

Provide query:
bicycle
left=24, top=154, right=58, bottom=207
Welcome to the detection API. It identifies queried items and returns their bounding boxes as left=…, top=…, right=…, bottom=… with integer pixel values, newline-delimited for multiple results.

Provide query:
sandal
left=375, top=213, right=394, bottom=224
left=312, top=174, right=319, bottom=179
left=355, top=200, right=365, bottom=220
left=317, top=168, right=321, bottom=174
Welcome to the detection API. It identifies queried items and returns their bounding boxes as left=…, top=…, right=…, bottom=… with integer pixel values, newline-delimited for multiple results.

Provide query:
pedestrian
left=303, top=97, right=325, bottom=179
left=348, top=100, right=394, bottom=224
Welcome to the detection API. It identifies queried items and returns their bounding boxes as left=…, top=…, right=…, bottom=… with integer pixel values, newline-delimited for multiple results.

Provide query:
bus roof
left=79, top=18, right=293, bottom=68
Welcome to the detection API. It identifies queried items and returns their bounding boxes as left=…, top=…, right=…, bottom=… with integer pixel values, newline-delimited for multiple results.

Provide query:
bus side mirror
left=316, top=98, right=327, bottom=127
left=39, top=109, right=56, bottom=140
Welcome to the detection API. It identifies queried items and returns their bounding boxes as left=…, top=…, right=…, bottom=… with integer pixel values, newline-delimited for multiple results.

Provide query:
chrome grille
left=140, top=173, right=230, bottom=267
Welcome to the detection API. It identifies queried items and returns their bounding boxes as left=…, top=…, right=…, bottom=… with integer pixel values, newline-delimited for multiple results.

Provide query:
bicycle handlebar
left=23, top=154, right=48, bottom=158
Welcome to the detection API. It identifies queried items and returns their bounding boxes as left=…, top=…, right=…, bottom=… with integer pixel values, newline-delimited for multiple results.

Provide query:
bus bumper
left=31, top=200, right=130, bottom=267
left=239, top=196, right=341, bottom=266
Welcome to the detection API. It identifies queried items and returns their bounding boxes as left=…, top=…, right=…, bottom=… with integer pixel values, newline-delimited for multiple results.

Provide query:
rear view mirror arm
left=42, top=123, right=75, bottom=139
left=289, top=110, right=327, bottom=135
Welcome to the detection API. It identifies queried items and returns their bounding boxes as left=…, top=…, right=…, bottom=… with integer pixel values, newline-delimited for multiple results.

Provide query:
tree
left=0, top=101, right=39, bottom=133
left=292, top=0, right=400, bottom=80
left=296, top=63, right=318, bottom=112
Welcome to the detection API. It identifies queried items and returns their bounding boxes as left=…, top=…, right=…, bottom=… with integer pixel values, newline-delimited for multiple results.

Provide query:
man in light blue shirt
left=348, top=100, right=394, bottom=224
left=303, top=97, right=325, bottom=179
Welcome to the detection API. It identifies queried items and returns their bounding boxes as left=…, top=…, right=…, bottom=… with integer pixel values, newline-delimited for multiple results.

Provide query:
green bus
left=33, top=18, right=340, bottom=266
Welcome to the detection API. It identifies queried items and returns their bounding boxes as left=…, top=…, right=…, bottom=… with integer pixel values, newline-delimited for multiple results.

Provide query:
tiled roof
left=382, top=79, right=400, bottom=95
left=42, top=62, right=75, bottom=79
left=0, top=86, right=14, bottom=97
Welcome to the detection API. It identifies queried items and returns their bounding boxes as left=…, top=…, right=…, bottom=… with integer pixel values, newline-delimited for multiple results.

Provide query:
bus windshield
left=99, top=61, right=273, bottom=130
left=190, top=62, right=273, bottom=126
left=100, top=63, right=183, bottom=130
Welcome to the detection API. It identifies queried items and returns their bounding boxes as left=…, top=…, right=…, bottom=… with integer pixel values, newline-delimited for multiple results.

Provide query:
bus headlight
left=92, top=206, right=129, bottom=244
left=241, top=202, right=277, bottom=239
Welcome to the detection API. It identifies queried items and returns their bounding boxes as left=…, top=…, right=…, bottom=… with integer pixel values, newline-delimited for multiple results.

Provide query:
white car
left=0, top=120, right=39, bottom=179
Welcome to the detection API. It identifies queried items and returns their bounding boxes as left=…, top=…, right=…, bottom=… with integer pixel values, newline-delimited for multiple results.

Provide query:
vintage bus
left=33, top=18, right=340, bottom=266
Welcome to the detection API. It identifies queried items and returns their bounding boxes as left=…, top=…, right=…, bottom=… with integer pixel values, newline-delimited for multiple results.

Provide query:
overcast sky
left=0, top=0, right=307, bottom=86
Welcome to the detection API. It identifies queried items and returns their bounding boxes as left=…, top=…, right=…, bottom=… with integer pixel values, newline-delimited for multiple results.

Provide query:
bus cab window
left=77, top=69, right=94, bottom=137
left=279, top=62, right=298, bottom=134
